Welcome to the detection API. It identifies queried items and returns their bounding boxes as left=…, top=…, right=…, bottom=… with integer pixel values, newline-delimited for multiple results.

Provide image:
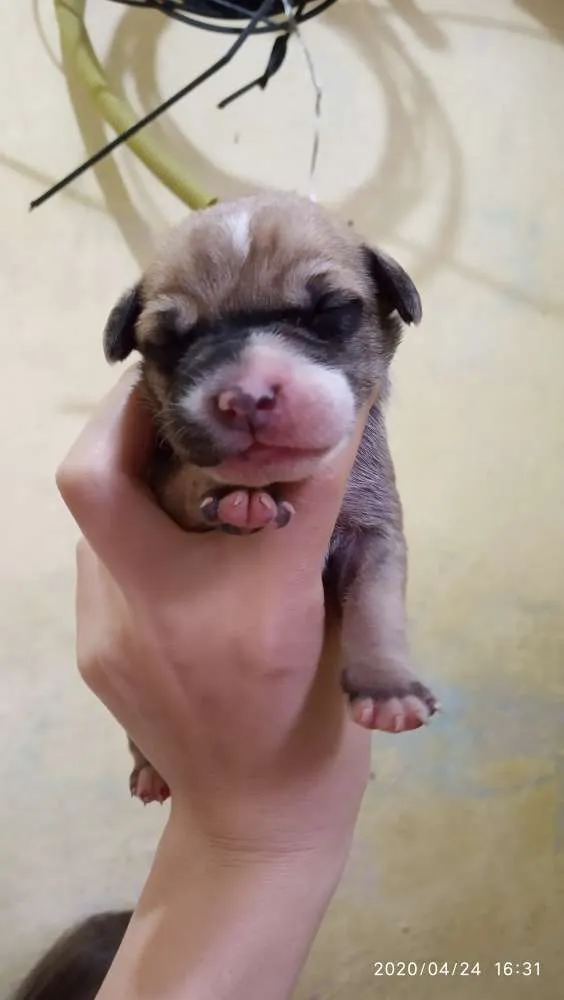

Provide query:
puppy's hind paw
left=130, top=764, right=170, bottom=805
left=343, top=674, right=440, bottom=734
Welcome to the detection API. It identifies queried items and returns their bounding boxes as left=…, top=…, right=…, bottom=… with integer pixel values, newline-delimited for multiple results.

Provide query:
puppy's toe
left=247, top=490, right=281, bottom=529
left=130, top=764, right=170, bottom=805
left=217, top=490, right=254, bottom=529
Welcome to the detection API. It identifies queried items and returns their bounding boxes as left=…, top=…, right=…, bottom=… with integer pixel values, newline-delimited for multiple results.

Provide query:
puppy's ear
left=103, top=283, right=143, bottom=362
left=363, top=246, right=422, bottom=325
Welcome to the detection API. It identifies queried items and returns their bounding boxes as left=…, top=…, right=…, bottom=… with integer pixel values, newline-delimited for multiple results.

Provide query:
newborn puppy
left=103, top=192, right=438, bottom=804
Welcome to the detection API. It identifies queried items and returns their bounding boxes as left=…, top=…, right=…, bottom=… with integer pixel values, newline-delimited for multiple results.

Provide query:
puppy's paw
left=200, top=488, right=294, bottom=534
left=130, top=763, right=170, bottom=805
left=342, top=672, right=439, bottom=734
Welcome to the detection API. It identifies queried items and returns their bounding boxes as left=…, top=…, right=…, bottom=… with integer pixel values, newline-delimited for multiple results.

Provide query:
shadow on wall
left=105, top=8, right=257, bottom=212
left=387, top=0, right=449, bottom=50
left=332, top=1, right=564, bottom=319
left=325, top=0, right=462, bottom=284
left=58, top=46, right=159, bottom=269
left=72, top=0, right=465, bottom=284
left=514, top=0, right=564, bottom=44
left=5, top=0, right=563, bottom=284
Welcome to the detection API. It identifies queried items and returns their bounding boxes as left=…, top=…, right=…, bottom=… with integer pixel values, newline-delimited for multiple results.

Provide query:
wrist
left=98, top=812, right=345, bottom=1000
left=167, top=796, right=352, bottom=892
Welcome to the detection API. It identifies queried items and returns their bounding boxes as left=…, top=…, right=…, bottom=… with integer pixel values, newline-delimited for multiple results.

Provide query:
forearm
left=97, top=812, right=345, bottom=1000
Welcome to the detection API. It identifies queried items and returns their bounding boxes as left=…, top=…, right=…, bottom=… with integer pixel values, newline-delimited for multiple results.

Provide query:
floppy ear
left=363, top=246, right=422, bottom=325
left=103, top=283, right=143, bottom=362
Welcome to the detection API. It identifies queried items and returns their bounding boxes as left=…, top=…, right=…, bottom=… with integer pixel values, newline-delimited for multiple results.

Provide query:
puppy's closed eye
left=307, top=283, right=364, bottom=340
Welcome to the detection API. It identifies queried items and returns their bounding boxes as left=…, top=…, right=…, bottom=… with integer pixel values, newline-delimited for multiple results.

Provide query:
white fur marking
left=245, top=331, right=355, bottom=423
left=225, top=209, right=251, bottom=259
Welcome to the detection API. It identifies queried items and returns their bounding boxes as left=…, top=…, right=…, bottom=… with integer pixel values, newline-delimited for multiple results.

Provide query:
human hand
left=57, top=367, right=371, bottom=871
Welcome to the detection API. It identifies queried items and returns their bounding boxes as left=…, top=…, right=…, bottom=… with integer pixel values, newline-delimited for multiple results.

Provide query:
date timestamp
left=373, top=960, right=542, bottom=978
left=374, top=962, right=481, bottom=977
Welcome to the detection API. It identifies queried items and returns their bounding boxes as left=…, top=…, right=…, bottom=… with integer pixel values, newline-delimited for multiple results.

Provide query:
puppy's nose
left=215, top=385, right=278, bottom=429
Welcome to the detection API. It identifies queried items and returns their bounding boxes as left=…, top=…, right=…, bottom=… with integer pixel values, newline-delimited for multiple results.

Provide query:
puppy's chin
left=205, top=436, right=350, bottom=488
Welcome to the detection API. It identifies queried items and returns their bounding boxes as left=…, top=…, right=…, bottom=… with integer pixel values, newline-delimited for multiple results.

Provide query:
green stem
left=54, top=0, right=216, bottom=210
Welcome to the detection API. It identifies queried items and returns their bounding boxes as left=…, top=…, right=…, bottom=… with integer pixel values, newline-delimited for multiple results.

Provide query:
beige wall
left=1, top=1, right=563, bottom=996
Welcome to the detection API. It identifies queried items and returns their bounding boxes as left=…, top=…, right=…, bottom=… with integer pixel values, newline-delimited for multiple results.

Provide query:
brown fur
left=140, top=194, right=367, bottom=329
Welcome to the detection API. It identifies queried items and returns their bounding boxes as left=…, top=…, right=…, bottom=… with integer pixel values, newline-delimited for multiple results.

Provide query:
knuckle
left=56, top=458, right=96, bottom=506
left=56, top=456, right=116, bottom=522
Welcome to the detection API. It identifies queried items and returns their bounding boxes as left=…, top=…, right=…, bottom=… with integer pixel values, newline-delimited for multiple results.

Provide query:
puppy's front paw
left=200, top=488, right=294, bottom=534
left=342, top=671, right=439, bottom=733
left=130, top=763, right=170, bottom=805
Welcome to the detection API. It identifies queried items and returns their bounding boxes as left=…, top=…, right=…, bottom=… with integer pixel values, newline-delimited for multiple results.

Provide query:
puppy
left=103, top=192, right=438, bottom=803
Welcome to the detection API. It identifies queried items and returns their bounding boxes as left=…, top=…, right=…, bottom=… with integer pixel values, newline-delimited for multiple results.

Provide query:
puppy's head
left=104, top=194, right=421, bottom=486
